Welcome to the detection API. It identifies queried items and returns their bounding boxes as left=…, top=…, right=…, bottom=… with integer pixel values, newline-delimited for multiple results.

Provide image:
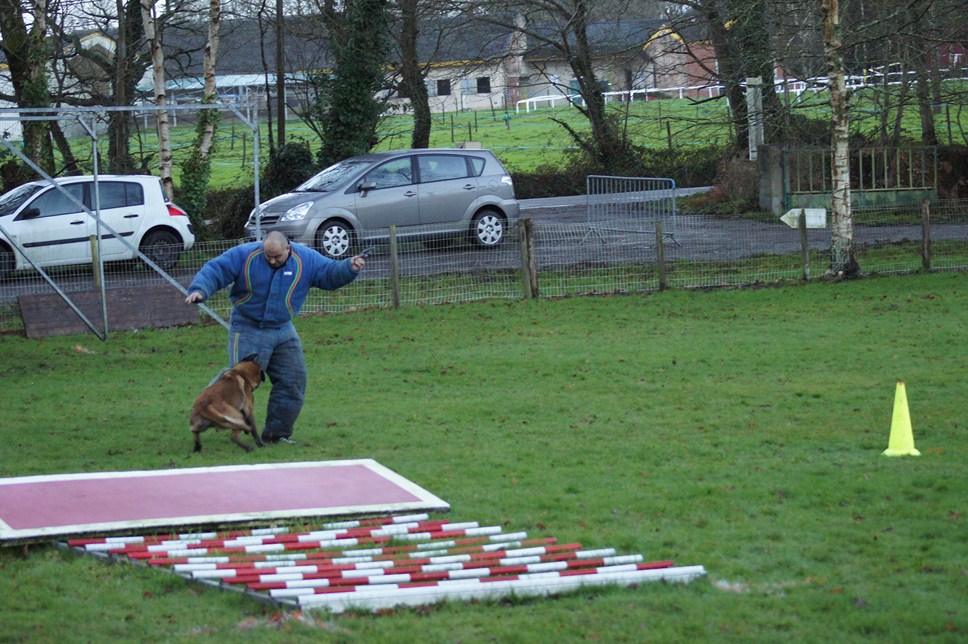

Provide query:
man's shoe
left=265, top=436, right=298, bottom=445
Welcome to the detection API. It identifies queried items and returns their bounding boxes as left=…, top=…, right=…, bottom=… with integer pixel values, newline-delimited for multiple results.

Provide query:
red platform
left=0, top=460, right=449, bottom=543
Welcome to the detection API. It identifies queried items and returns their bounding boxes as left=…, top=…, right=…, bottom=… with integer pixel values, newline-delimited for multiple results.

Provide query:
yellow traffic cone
left=883, top=382, right=921, bottom=456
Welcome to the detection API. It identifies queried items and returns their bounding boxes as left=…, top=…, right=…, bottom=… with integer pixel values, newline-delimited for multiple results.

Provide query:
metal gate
left=782, top=146, right=938, bottom=211
left=583, top=175, right=678, bottom=244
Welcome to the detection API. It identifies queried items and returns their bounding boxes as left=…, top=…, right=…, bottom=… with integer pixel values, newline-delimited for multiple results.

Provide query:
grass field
left=1, top=271, right=966, bottom=641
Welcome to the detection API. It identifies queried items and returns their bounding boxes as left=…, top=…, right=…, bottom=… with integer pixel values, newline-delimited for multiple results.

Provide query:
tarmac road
left=2, top=188, right=964, bottom=301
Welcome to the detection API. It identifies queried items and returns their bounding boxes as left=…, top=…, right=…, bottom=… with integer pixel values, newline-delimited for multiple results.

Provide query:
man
left=185, top=231, right=365, bottom=444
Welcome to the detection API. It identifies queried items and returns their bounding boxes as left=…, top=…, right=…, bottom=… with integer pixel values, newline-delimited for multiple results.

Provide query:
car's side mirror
left=19, top=207, right=40, bottom=220
left=358, top=181, right=376, bottom=194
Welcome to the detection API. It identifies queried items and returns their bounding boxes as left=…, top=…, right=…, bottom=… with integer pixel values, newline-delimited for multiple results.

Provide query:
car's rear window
left=418, top=155, right=470, bottom=182
left=470, top=157, right=485, bottom=176
left=97, top=182, right=144, bottom=209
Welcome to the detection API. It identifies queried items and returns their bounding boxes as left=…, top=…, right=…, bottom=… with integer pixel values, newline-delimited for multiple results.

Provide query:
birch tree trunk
left=179, top=0, right=221, bottom=233
left=822, top=0, right=858, bottom=277
left=142, top=0, right=174, bottom=200
left=198, top=0, right=220, bottom=157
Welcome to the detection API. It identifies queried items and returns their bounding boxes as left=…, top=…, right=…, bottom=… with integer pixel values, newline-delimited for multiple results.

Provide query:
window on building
left=436, top=79, right=451, bottom=96
left=476, top=77, right=491, bottom=93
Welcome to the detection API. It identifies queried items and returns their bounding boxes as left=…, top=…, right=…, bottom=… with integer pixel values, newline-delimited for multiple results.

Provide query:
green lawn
left=1, top=271, right=966, bottom=640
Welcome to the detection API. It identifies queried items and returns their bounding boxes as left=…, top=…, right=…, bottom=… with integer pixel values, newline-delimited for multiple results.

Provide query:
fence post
left=921, top=199, right=931, bottom=271
left=799, top=209, right=810, bottom=281
left=655, top=221, right=667, bottom=291
left=389, top=225, right=401, bottom=309
left=90, top=235, right=102, bottom=290
left=519, top=218, right=537, bottom=299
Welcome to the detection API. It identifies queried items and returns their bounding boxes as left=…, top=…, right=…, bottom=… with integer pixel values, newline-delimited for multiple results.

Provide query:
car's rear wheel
left=315, top=220, right=355, bottom=258
left=470, top=208, right=506, bottom=247
left=0, top=246, right=14, bottom=280
left=139, top=229, right=182, bottom=270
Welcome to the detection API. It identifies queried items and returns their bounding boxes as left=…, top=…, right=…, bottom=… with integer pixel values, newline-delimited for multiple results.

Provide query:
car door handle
left=463, top=184, right=475, bottom=190
left=71, top=220, right=86, bottom=225
left=404, top=191, right=417, bottom=198
left=123, top=213, right=140, bottom=218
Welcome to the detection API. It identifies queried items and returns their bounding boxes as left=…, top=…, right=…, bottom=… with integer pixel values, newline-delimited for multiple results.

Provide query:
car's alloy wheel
left=471, top=209, right=505, bottom=247
left=316, top=220, right=353, bottom=258
left=140, top=230, right=181, bottom=270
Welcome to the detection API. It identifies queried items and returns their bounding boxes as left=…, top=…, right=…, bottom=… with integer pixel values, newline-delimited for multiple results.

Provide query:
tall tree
left=316, top=0, right=391, bottom=166
left=142, top=0, right=174, bottom=198
left=396, top=0, right=431, bottom=148
left=180, top=0, right=222, bottom=233
left=822, top=0, right=857, bottom=276
left=0, top=0, right=55, bottom=174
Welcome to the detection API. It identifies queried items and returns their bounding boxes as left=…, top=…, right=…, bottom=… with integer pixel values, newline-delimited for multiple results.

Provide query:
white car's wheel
left=140, top=229, right=182, bottom=270
left=0, top=247, right=14, bottom=279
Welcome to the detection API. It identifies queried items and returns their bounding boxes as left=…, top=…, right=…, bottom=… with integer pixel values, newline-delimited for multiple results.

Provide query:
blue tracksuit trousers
left=229, top=321, right=306, bottom=441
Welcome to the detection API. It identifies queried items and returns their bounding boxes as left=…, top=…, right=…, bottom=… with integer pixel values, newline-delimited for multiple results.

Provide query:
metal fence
left=2, top=199, right=967, bottom=336
left=584, top=175, right=678, bottom=244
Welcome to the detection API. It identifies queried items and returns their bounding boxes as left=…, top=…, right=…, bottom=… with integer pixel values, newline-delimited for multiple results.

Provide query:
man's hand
left=185, top=291, right=205, bottom=304
left=350, top=255, right=365, bottom=272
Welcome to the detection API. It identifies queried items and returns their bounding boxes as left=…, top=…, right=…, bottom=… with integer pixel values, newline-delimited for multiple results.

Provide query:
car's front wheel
left=470, top=208, right=506, bottom=248
left=139, top=229, right=182, bottom=270
left=315, top=220, right=355, bottom=258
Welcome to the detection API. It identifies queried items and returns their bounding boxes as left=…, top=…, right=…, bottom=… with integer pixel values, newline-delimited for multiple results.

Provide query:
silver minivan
left=244, top=148, right=520, bottom=257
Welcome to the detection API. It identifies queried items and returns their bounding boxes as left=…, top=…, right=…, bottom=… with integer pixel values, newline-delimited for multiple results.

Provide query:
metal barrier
left=583, top=175, right=678, bottom=245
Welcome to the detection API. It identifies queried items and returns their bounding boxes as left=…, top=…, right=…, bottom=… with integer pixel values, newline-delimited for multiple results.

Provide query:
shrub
left=204, top=186, right=255, bottom=240
left=261, top=141, right=317, bottom=199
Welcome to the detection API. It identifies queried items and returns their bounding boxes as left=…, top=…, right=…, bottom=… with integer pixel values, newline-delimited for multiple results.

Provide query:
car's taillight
left=167, top=203, right=188, bottom=217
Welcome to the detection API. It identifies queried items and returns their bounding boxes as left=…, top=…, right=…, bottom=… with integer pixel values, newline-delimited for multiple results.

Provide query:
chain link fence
left=2, top=200, right=967, bottom=336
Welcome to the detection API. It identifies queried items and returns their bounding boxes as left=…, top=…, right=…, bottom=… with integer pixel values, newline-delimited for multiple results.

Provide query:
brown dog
left=189, top=356, right=265, bottom=452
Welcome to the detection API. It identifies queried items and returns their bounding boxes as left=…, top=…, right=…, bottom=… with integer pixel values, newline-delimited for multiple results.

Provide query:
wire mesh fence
left=2, top=200, right=967, bottom=337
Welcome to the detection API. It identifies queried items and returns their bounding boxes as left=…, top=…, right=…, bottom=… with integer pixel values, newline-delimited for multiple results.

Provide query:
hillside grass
left=1, top=271, right=966, bottom=640
left=118, top=86, right=968, bottom=192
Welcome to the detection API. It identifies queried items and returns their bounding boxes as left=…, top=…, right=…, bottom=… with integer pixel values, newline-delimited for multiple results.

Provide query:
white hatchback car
left=0, top=174, right=195, bottom=277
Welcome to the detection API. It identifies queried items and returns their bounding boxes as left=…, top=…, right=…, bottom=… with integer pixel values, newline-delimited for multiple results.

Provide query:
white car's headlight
left=281, top=202, right=313, bottom=222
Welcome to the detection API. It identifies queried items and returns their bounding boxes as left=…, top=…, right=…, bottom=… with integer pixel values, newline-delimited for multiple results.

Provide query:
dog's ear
left=241, top=353, right=260, bottom=364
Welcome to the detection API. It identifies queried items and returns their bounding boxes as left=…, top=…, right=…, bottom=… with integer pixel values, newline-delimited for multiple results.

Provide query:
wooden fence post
left=921, top=199, right=931, bottom=271
left=90, top=235, right=102, bottom=290
left=799, top=209, right=810, bottom=280
left=389, top=225, right=401, bottom=309
left=519, top=218, right=537, bottom=299
left=656, top=221, right=667, bottom=291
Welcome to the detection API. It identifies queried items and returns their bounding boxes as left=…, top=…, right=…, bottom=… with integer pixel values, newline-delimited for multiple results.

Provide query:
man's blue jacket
left=188, top=241, right=359, bottom=329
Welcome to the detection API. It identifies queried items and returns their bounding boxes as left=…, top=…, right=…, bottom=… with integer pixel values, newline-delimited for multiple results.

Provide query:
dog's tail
left=203, top=404, right=250, bottom=430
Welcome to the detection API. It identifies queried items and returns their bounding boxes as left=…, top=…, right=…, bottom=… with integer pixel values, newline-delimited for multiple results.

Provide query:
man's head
left=263, top=231, right=291, bottom=268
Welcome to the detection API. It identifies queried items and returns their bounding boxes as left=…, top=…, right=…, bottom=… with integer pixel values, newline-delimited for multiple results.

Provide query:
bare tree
left=476, top=0, right=638, bottom=168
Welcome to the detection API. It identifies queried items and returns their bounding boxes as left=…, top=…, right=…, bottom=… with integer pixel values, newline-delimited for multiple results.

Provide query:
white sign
left=781, top=208, right=826, bottom=229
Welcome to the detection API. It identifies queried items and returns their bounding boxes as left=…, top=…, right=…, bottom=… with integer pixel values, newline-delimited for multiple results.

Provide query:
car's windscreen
left=295, top=159, right=370, bottom=192
left=0, top=184, right=43, bottom=216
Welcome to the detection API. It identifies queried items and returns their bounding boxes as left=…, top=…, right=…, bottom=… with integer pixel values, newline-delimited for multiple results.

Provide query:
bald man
left=185, top=231, right=365, bottom=445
